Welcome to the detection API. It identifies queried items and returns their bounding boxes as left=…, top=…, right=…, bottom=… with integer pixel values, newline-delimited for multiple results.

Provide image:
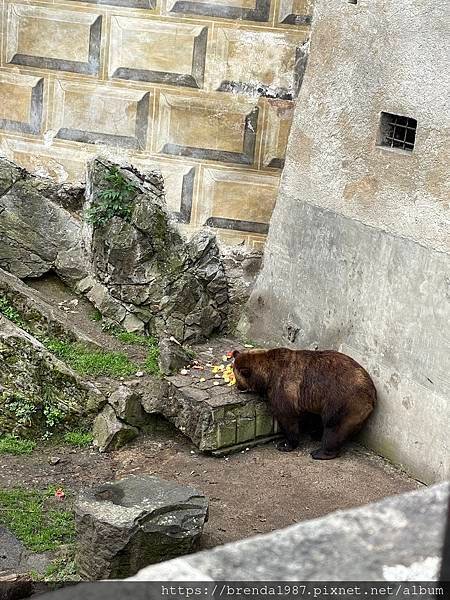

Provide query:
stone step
left=143, top=339, right=281, bottom=453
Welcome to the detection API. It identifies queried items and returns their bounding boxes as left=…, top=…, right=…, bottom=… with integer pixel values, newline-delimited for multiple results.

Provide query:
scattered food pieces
left=180, top=369, right=189, bottom=375
left=48, top=457, right=60, bottom=466
left=244, top=344, right=254, bottom=348
left=54, top=488, right=65, bottom=500
left=135, top=371, right=144, bottom=377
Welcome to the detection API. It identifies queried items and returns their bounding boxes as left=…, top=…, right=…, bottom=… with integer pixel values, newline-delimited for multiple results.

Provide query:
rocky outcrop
left=0, top=158, right=87, bottom=284
left=0, top=315, right=105, bottom=436
left=75, top=475, right=209, bottom=579
left=82, top=159, right=228, bottom=343
left=0, top=155, right=262, bottom=348
left=0, top=267, right=101, bottom=349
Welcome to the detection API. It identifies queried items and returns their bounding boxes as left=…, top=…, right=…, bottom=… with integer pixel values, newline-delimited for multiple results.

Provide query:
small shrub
left=45, top=339, right=138, bottom=378
left=115, top=331, right=157, bottom=348
left=63, top=430, right=93, bottom=448
left=0, top=435, right=36, bottom=455
left=85, top=166, right=137, bottom=227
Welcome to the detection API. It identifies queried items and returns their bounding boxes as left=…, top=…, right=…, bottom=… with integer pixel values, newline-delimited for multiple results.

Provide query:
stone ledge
left=129, top=482, right=448, bottom=581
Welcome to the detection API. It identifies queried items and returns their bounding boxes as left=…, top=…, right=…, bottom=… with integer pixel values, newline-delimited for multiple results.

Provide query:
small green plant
left=63, top=430, right=93, bottom=448
left=144, top=345, right=160, bottom=375
left=0, top=296, right=24, bottom=327
left=90, top=309, right=102, bottom=322
left=2, top=392, right=37, bottom=428
left=115, top=331, right=157, bottom=347
left=0, top=487, right=75, bottom=552
left=0, top=435, right=36, bottom=455
left=45, top=339, right=138, bottom=378
left=85, top=166, right=137, bottom=227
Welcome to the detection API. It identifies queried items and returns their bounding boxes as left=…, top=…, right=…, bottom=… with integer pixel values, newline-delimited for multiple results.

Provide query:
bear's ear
left=232, top=350, right=240, bottom=358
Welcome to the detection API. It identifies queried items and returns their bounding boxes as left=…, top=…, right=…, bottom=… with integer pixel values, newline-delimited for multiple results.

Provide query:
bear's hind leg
left=311, top=412, right=361, bottom=460
left=275, top=415, right=300, bottom=452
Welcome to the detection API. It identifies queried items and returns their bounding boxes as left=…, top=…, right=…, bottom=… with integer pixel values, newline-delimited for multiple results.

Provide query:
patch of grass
left=144, top=345, right=160, bottom=375
left=63, top=430, right=93, bottom=448
left=0, top=435, right=36, bottom=455
left=45, top=339, right=138, bottom=378
left=0, top=296, right=24, bottom=327
left=115, top=331, right=157, bottom=347
left=0, top=487, right=75, bottom=552
left=89, top=309, right=102, bottom=322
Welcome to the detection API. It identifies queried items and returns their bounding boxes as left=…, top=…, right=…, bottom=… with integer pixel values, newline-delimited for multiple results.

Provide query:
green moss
left=0, top=434, right=36, bottom=455
left=0, top=486, right=75, bottom=552
left=0, top=296, right=24, bottom=327
left=45, top=339, right=138, bottom=378
left=63, top=430, right=93, bottom=447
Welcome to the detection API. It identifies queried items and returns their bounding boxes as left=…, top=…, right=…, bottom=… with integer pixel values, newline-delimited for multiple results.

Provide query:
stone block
left=155, top=92, right=259, bottom=166
left=75, top=475, right=208, bottom=579
left=0, top=72, right=44, bottom=136
left=92, top=404, right=139, bottom=452
left=237, top=417, right=256, bottom=443
left=109, top=16, right=207, bottom=89
left=198, top=167, right=279, bottom=235
left=5, top=4, right=102, bottom=76
left=52, top=81, right=151, bottom=150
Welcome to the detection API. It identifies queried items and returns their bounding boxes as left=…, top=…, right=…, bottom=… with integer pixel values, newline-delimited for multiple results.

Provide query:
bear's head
left=232, top=349, right=269, bottom=393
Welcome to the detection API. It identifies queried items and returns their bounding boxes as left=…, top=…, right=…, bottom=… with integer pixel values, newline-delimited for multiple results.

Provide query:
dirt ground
left=6, top=274, right=422, bottom=552
left=0, top=421, right=422, bottom=551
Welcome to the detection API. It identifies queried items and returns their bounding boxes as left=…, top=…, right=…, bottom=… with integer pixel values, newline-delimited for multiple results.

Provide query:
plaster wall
left=0, top=0, right=314, bottom=247
left=243, top=0, right=450, bottom=483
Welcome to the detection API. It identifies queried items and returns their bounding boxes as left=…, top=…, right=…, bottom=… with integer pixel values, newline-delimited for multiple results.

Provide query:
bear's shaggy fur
left=232, top=348, right=376, bottom=459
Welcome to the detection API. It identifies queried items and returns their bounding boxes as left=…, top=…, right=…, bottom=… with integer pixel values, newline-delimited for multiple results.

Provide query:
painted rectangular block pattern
left=0, top=72, right=44, bottom=135
left=5, top=3, right=102, bottom=75
left=156, top=93, right=259, bottom=165
left=0, top=0, right=313, bottom=246
left=109, top=16, right=207, bottom=88
left=198, top=168, right=279, bottom=233
left=165, top=0, right=272, bottom=23
left=278, top=0, right=313, bottom=25
left=209, top=28, right=307, bottom=99
left=52, top=81, right=151, bottom=149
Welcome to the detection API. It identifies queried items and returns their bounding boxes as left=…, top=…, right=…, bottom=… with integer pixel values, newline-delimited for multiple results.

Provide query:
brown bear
left=232, top=348, right=376, bottom=459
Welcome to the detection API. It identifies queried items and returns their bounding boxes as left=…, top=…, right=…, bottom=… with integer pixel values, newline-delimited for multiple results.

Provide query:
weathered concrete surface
left=130, top=483, right=449, bottom=581
left=241, top=0, right=450, bottom=484
left=75, top=475, right=208, bottom=579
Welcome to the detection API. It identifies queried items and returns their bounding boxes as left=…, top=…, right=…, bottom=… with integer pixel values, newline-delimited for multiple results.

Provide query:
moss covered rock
left=0, top=315, right=105, bottom=437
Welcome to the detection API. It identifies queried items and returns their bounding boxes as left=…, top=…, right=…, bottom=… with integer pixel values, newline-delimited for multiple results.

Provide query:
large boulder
left=0, top=315, right=104, bottom=436
left=74, top=475, right=209, bottom=579
left=83, top=159, right=228, bottom=343
left=0, top=158, right=87, bottom=284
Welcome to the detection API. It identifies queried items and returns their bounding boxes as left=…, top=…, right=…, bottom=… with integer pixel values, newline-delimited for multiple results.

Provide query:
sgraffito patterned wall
left=0, top=0, right=313, bottom=247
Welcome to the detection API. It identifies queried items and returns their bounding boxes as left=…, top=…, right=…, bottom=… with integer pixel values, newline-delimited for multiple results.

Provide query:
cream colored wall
left=0, top=0, right=313, bottom=247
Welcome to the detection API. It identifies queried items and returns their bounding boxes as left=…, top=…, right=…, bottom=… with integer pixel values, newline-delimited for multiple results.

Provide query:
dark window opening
left=378, top=112, right=417, bottom=152
left=348, top=1, right=358, bottom=5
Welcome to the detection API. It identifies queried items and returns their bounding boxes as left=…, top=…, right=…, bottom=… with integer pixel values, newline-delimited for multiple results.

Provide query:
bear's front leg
left=275, top=415, right=299, bottom=452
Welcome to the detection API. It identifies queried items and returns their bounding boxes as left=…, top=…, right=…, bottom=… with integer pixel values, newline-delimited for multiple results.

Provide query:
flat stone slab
left=161, top=338, right=279, bottom=452
left=75, top=475, right=208, bottom=579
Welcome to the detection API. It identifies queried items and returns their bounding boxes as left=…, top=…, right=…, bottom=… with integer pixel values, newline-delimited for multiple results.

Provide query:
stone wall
left=0, top=0, right=313, bottom=248
left=242, top=0, right=450, bottom=484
